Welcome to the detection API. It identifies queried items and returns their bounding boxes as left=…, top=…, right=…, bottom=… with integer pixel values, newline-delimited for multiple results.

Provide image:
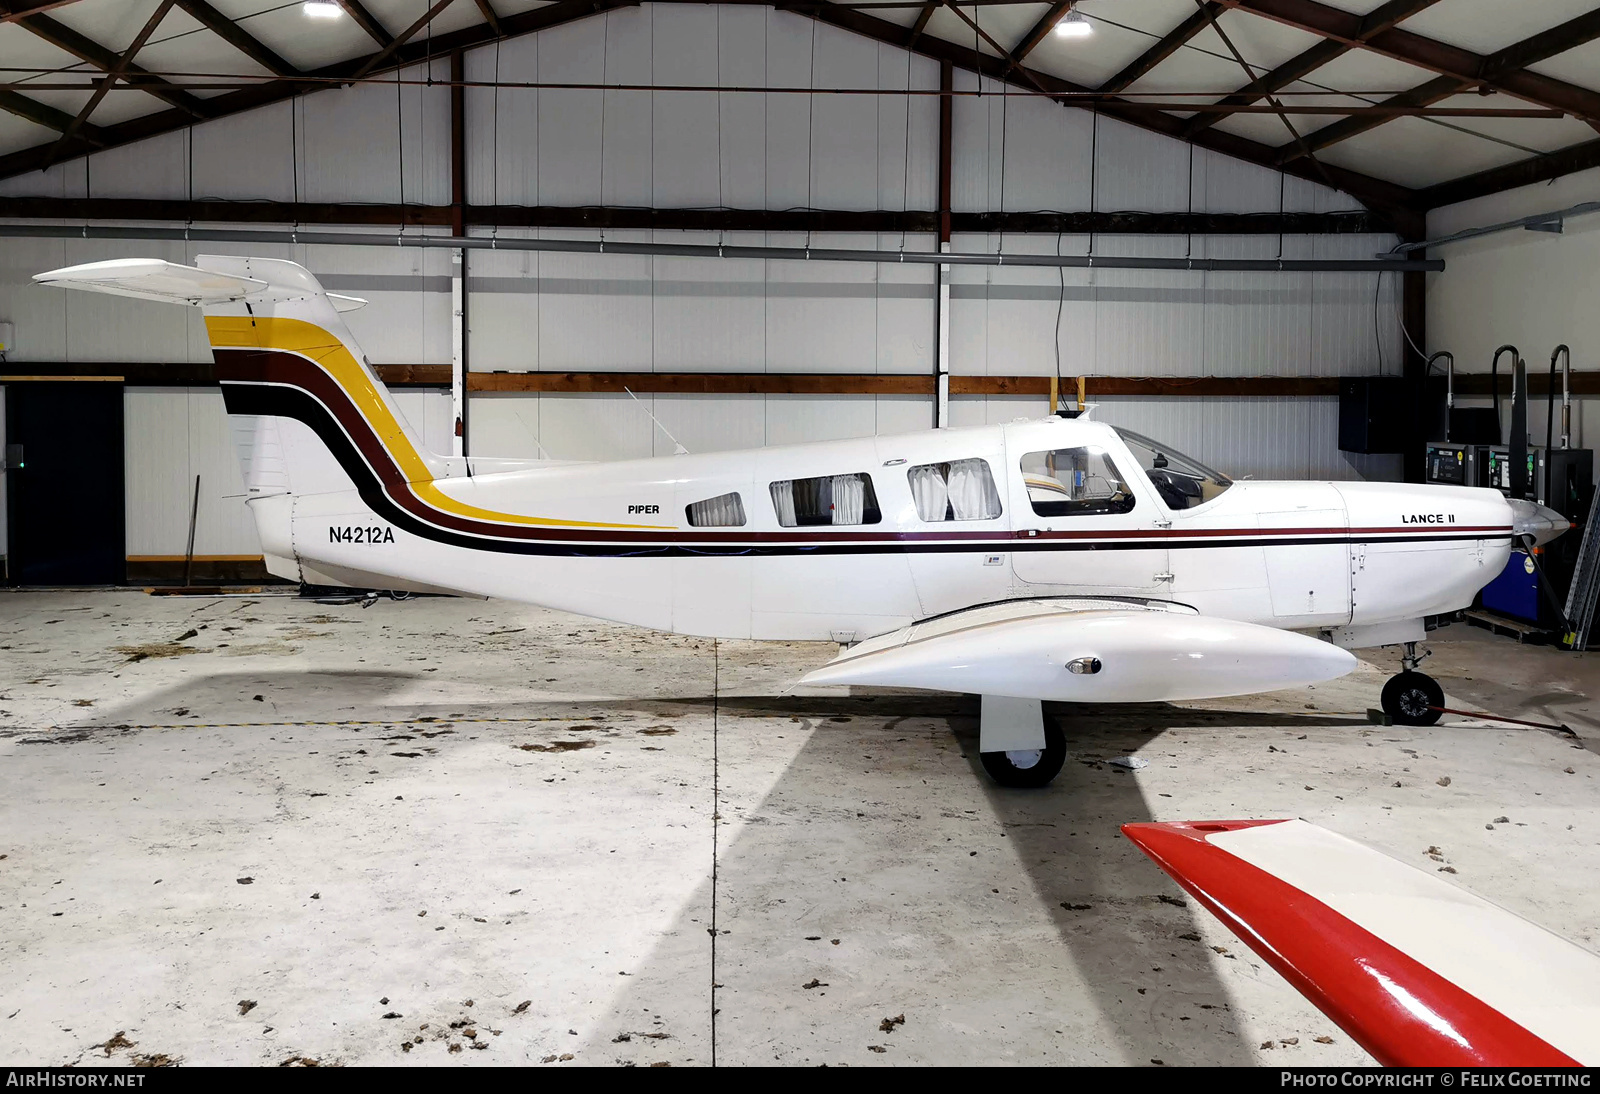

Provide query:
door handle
left=1154, top=572, right=1175, bottom=582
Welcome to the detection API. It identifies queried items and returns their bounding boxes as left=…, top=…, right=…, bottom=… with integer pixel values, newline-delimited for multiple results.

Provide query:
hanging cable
left=805, top=18, right=817, bottom=249
left=1054, top=230, right=1066, bottom=390
left=491, top=38, right=500, bottom=243
left=900, top=41, right=912, bottom=251
left=599, top=11, right=610, bottom=246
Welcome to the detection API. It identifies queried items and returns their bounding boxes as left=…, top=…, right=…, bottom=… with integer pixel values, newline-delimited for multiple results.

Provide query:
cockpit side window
left=1020, top=447, right=1136, bottom=517
left=1113, top=429, right=1233, bottom=511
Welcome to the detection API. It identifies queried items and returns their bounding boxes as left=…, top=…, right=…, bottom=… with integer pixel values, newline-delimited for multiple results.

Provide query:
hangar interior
left=3, top=0, right=1600, bottom=1069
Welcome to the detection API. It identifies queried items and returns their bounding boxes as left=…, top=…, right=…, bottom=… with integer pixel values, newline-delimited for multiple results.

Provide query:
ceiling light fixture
left=1055, top=9, right=1093, bottom=38
left=303, top=1, right=343, bottom=18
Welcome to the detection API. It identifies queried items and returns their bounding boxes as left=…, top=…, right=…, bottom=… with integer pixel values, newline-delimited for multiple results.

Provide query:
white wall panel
left=123, top=386, right=257, bottom=558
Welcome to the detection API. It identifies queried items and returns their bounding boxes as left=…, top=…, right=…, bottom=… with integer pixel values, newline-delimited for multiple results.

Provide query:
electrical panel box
left=0, top=321, right=12, bottom=356
left=1425, top=443, right=1479, bottom=487
left=1339, top=377, right=1409, bottom=454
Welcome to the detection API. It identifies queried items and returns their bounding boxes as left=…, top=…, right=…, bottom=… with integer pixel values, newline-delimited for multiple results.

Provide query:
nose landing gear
left=1380, top=643, right=1444, bottom=726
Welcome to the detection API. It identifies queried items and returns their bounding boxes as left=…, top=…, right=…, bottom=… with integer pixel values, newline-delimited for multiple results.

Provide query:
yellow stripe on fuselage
left=205, top=315, right=672, bottom=531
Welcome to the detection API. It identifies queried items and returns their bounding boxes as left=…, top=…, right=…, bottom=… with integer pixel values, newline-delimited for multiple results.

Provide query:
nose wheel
left=1381, top=643, right=1444, bottom=726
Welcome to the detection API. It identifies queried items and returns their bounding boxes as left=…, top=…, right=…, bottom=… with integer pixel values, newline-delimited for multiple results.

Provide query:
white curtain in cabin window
left=947, top=459, right=1001, bottom=520
left=688, top=492, right=746, bottom=527
left=831, top=474, right=865, bottom=525
left=908, top=464, right=949, bottom=522
left=770, top=480, right=797, bottom=527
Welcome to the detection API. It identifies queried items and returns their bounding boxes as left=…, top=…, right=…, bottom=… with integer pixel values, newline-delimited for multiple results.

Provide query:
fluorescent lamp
left=1055, top=10, right=1093, bottom=38
left=303, top=1, right=343, bottom=18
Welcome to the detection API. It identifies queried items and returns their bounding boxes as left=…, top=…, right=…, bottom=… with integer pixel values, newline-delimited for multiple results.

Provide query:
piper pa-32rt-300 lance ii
left=35, top=256, right=1570, bottom=788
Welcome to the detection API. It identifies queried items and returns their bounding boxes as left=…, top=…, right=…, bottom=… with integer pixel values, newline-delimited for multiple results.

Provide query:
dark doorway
left=4, top=381, right=125, bottom=585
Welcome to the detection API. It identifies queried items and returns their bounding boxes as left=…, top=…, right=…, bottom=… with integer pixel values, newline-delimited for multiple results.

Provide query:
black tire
left=1381, top=671, right=1445, bottom=726
left=980, top=720, right=1067, bottom=788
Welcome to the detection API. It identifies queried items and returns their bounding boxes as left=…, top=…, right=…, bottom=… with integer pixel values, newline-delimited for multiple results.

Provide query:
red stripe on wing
left=1121, top=820, right=1578, bottom=1067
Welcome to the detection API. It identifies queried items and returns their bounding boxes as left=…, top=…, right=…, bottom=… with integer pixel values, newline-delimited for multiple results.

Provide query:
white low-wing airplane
left=35, top=256, right=1568, bottom=787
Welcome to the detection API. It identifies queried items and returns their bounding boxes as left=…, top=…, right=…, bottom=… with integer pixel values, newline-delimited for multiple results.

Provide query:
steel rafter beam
left=335, top=0, right=393, bottom=47
left=0, top=0, right=1415, bottom=222
left=46, top=0, right=176, bottom=167
left=1009, top=1, right=1070, bottom=67
left=174, top=0, right=300, bottom=79
left=0, top=1, right=87, bottom=23
left=14, top=10, right=208, bottom=117
left=1276, top=8, right=1600, bottom=164
left=471, top=0, right=501, bottom=36
left=0, top=87, right=105, bottom=143
left=1098, top=1, right=1223, bottom=95
left=1182, top=0, right=1443, bottom=139
left=354, top=0, right=461, bottom=78
left=905, top=0, right=936, bottom=49
left=797, top=0, right=1417, bottom=221
left=1224, top=1, right=1600, bottom=132
left=1419, top=137, right=1600, bottom=211
left=0, top=0, right=639, bottom=180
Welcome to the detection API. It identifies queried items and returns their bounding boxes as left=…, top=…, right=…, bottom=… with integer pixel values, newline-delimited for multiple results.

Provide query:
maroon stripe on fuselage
left=214, top=348, right=1515, bottom=548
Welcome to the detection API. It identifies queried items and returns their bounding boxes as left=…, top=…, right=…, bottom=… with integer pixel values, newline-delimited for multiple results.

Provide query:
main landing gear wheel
left=1381, top=671, right=1445, bottom=726
left=980, top=721, right=1067, bottom=788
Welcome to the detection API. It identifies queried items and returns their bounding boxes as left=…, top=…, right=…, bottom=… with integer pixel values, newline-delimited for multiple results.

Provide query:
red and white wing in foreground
left=1122, top=819, right=1600, bottom=1067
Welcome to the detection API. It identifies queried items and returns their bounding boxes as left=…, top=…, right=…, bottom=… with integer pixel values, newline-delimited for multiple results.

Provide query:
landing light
left=303, top=1, right=343, bottom=18
left=1055, top=10, right=1093, bottom=38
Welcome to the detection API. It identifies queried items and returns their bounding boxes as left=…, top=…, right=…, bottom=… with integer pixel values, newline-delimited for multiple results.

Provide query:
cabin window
left=770, top=473, right=881, bottom=527
left=908, top=459, right=1002, bottom=522
left=1020, top=446, right=1136, bottom=517
left=1113, top=428, right=1233, bottom=510
left=685, top=492, right=746, bottom=527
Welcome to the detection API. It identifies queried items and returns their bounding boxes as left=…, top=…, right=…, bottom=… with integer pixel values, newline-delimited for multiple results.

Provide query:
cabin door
left=1005, top=436, right=1169, bottom=595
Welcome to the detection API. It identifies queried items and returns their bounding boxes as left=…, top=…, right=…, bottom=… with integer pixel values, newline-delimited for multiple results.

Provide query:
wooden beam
left=0, top=362, right=1387, bottom=396
left=1182, top=0, right=1444, bottom=139
left=174, top=0, right=300, bottom=79
left=1098, top=2, right=1223, bottom=95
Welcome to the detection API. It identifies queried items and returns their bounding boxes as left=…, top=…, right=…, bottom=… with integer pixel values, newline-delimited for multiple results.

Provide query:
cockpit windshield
left=1114, top=429, right=1233, bottom=511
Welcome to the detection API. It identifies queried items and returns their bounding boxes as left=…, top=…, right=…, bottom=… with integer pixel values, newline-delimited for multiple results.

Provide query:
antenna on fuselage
left=623, top=387, right=690, bottom=455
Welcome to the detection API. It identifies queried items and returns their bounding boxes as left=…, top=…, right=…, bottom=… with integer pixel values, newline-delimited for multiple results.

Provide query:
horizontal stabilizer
left=800, top=597, right=1355, bottom=702
left=1123, top=819, right=1600, bottom=1066
left=326, top=293, right=368, bottom=313
left=33, top=258, right=267, bottom=306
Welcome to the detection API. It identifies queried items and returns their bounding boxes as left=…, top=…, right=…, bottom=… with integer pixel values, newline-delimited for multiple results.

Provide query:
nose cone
left=1509, top=498, right=1570, bottom=547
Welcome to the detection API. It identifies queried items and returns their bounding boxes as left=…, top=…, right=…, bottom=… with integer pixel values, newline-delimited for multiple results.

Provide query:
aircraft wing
left=1122, top=818, right=1600, bottom=1066
left=799, top=598, right=1355, bottom=702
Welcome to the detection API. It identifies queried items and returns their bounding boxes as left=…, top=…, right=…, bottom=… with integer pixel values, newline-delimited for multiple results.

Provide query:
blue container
left=1481, top=550, right=1541, bottom=623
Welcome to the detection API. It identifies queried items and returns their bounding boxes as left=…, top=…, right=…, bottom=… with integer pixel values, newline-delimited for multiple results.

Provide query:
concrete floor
left=2, top=589, right=1598, bottom=1068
